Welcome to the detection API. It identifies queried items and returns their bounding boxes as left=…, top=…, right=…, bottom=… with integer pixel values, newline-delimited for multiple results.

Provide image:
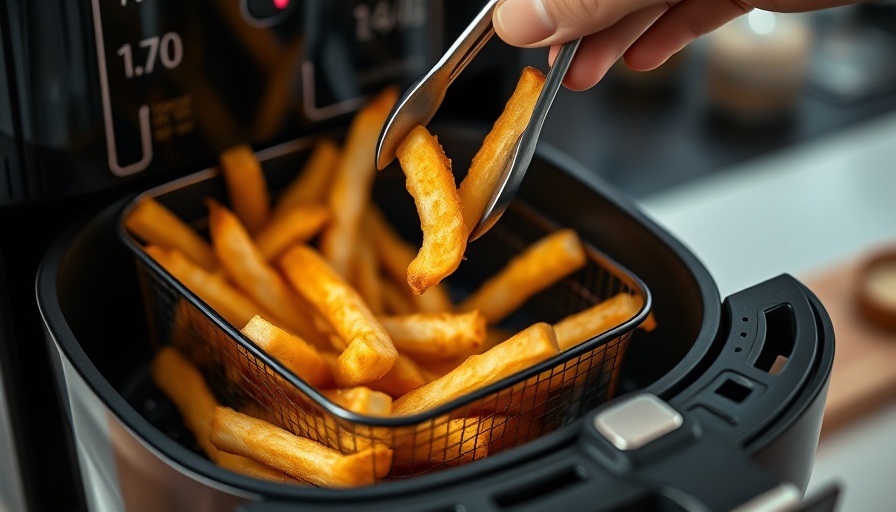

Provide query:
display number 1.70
left=117, top=33, right=183, bottom=79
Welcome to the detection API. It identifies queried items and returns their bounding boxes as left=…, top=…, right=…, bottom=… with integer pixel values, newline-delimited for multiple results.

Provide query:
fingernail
left=495, top=0, right=556, bottom=46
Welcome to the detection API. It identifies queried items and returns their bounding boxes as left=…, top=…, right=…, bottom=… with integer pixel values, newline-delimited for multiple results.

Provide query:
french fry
left=124, top=196, right=217, bottom=271
left=415, top=329, right=511, bottom=378
left=216, top=453, right=302, bottom=485
left=367, top=354, right=427, bottom=398
left=240, top=315, right=332, bottom=388
left=458, top=229, right=587, bottom=324
left=476, top=294, right=646, bottom=417
left=392, top=323, right=559, bottom=416
left=379, top=311, right=486, bottom=361
left=279, top=244, right=398, bottom=386
left=272, top=138, right=339, bottom=217
left=210, top=406, right=393, bottom=487
left=321, top=387, right=393, bottom=417
left=352, top=230, right=385, bottom=316
left=207, top=199, right=327, bottom=348
left=395, top=125, right=467, bottom=295
left=243, top=402, right=383, bottom=454
left=144, top=245, right=261, bottom=328
left=150, top=347, right=301, bottom=484
left=136, top=84, right=646, bottom=480
left=219, top=144, right=270, bottom=235
left=320, top=87, right=398, bottom=277
left=393, top=417, right=492, bottom=465
left=366, top=205, right=454, bottom=313
left=554, top=293, right=644, bottom=351
left=458, top=67, right=546, bottom=234
left=254, top=204, right=330, bottom=261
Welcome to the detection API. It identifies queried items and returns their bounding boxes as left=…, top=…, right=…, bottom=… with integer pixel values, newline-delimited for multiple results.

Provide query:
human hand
left=492, top=0, right=859, bottom=90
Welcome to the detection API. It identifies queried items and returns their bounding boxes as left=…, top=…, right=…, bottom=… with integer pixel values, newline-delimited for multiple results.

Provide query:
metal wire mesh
left=124, top=162, right=649, bottom=485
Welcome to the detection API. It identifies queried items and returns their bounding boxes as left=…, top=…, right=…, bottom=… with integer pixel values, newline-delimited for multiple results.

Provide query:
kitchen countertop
left=635, top=107, right=896, bottom=512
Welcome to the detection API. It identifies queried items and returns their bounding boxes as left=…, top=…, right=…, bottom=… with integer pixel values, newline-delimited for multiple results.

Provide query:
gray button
left=594, top=394, right=683, bottom=450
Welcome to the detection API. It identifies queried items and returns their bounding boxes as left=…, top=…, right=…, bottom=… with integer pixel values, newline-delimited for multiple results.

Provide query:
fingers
left=548, top=5, right=669, bottom=91
left=494, top=0, right=669, bottom=47
left=624, top=0, right=752, bottom=71
left=748, top=0, right=858, bottom=12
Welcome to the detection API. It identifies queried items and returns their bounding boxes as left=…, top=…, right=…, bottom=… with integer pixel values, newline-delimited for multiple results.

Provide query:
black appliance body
left=0, top=2, right=516, bottom=510
left=36, top=127, right=835, bottom=512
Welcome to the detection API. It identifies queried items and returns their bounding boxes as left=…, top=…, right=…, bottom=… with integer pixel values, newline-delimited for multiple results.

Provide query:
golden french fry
left=379, top=311, right=485, bottom=361
left=124, top=196, right=217, bottom=271
left=458, top=229, right=587, bottom=324
left=479, top=295, right=646, bottom=417
left=273, top=138, right=339, bottom=217
left=210, top=406, right=393, bottom=487
left=642, top=312, right=658, bottom=332
left=150, top=347, right=300, bottom=484
left=219, top=144, right=270, bottom=235
left=395, top=125, right=467, bottom=295
left=320, top=87, right=398, bottom=277
left=144, top=245, right=262, bottom=328
left=216, top=452, right=303, bottom=485
left=279, top=244, right=397, bottom=386
left=352, top=229, right=385, bottom=316
left=366, top=205, right=454, bottom=313
left=254, top=204, right=330, bottom=261
left=392, top=323, right=559, bottom=416
left=458, top=67, right=545, bottom=234
left=240, top=315, right=333, bottom=388
left=206, top=199, right=327, bottom=348
left=243, top=401, right=385, bottom=454
left=554, top=293, right=644, bottom=351
left=393, top=417, right=491, bottom=465
left=320, top=387, right=393, bottom=417
left=367, top=354, right=427, bottom=398
left=151, top=347, right=220, bottom=459
left=458, top=67, right=544, bottom=236
left=414, top=329, right=509, bottom=378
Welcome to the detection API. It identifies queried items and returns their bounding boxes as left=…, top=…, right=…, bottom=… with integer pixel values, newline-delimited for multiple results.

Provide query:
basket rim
left=116, top=135, right=653, bottom=428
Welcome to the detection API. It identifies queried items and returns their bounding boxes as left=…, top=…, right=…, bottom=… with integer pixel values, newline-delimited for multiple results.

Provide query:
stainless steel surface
left=47, top=330, right=256, bottom=512
left=468, top=37, right=581, bottom=242
left=375, top=0, right=500, bottom=171
left=593, top=393, right=683, bottom=451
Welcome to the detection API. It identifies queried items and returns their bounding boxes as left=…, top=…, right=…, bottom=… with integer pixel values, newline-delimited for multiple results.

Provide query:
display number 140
left=117, top=33, right=183, bottom=79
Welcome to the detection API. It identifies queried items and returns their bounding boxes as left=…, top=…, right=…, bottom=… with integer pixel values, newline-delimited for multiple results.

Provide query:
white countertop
left=637, top=109, right=896, bottom=512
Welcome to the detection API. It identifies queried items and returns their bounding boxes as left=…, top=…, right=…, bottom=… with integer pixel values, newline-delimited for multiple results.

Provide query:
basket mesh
left=126, top=161, right=648, bottom=484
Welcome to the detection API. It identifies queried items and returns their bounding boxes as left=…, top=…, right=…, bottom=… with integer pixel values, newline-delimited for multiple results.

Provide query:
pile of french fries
left=124, top=68, right=652, bottom=488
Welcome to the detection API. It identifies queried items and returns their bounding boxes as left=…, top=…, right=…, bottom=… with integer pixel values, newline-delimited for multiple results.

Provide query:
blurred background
left=515, top=3, right=896, bottom=511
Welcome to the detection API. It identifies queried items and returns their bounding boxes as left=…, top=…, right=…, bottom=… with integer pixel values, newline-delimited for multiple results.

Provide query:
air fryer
left=0, top=2, right=518, bottom=508
left=36, top=125, right=834, bottom=511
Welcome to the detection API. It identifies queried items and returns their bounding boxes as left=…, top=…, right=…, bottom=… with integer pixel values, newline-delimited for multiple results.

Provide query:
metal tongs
left=375, top=0, right=581, bottom=242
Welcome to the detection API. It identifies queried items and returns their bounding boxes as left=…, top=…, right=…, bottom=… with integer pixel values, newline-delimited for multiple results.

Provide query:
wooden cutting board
left=801, top=248, right=896, bottom=436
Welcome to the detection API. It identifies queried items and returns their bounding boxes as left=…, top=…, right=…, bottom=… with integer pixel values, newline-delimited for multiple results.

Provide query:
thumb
left=494, top=0, right=664, bottom=47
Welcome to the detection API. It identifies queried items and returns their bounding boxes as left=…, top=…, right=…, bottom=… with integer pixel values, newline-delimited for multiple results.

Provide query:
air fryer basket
left=118, top=133, right=652, bottom=480
left=38, top=125, right=834, bottom=511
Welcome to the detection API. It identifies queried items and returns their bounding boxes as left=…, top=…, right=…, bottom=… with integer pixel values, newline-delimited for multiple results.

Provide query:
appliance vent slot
left=493, top=466, right=586, bottom=510
left=755, top=304, right=795, bottom=375
left=715, top=378, right=752, bottom=403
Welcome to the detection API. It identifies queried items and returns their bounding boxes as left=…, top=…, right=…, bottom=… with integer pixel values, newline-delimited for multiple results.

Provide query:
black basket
left=119, top=136, right=652, bottom=484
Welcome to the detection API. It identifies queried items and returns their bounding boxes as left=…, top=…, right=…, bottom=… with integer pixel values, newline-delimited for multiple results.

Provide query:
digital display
left=91, top=0, right=443, bottom=178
